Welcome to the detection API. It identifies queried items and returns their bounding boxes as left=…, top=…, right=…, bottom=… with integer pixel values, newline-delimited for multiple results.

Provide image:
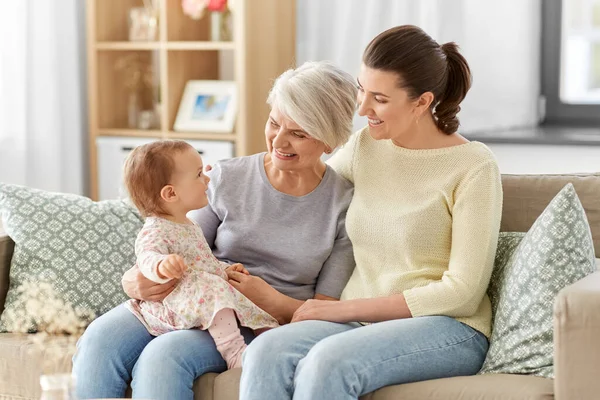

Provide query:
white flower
left=4, top=281, right=96, bottom=373
left=181, top=0, right=209, bottom=20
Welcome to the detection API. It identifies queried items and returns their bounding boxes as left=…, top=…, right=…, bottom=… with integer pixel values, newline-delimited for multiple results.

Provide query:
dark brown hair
left=363, top=25, right=472, bottom=134
left=123, top=140, right=193, bottom=217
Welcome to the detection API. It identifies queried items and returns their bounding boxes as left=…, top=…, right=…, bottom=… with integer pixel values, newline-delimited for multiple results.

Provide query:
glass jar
left=39, top=373, right=77, bottom=400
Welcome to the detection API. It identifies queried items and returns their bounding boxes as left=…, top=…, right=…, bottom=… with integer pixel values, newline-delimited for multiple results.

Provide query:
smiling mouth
left=274, top=149, right=297, bottom=158
left=368, top=117, right=383, bottom=126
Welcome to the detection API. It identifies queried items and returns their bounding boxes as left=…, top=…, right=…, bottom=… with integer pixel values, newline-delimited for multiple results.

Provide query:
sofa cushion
left=365, top=374, right=553, bottom=400
left=0, top=183, right=143, bottom=332
left=208, top=369, right=553, bottom=400
left=501, top=173, right=600, bottom=256
left=480, top=183, right=596, bottom=378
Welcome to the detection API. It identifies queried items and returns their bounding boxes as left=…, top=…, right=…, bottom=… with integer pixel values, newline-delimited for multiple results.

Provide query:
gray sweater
left=188, top=153, right=355, bottom=300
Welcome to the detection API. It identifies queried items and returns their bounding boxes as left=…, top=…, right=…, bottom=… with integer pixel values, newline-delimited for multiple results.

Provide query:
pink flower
left=207, top=0, right=227, bottom=12
left=182, top=0, right=208, bottom=20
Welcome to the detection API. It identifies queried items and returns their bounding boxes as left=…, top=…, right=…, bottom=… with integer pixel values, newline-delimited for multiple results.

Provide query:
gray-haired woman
left=72, top=61, right=358, bottom=400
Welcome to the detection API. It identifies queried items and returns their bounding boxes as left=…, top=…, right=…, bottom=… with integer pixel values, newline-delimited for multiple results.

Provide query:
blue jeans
left=72, top=304, right=255, bottom=399
left=240, top=316, right=488, bottom=400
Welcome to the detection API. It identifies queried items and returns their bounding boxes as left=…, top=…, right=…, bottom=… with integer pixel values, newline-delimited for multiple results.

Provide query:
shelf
left=96, top=129, right=236, bottom=142
left=96, top=42, right=161, bottom=50
left=167, top=131, right=237, bottom=141
left=95, top=42, right=235, bottom=51
left=97, top=129, right=164, bottom=138
left=88, top=0, right=296, bottom=200
left=166, top=41, right=235, bottom=50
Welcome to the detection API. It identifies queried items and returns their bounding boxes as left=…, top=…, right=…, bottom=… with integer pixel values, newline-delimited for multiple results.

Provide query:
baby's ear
left=160, top=185, right=178, bottom=202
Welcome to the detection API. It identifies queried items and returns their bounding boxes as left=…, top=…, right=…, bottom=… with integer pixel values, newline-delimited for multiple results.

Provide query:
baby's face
left=171, top=147, right=210, bottom=212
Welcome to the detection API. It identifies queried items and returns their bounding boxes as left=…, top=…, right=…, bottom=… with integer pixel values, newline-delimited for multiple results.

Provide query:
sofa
left=1, top=172, right=599, bottom=400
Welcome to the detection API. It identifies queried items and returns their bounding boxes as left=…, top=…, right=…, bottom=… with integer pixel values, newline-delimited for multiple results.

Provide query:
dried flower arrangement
left=3, top=281, right=95, bottom=374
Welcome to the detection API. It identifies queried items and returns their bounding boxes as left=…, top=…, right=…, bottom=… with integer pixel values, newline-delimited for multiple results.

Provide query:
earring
left=325, top=148, right=332, bottom=154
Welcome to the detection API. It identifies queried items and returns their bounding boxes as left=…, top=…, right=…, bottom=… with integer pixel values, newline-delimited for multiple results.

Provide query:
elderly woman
left=72, top=61, right=358, bottom=400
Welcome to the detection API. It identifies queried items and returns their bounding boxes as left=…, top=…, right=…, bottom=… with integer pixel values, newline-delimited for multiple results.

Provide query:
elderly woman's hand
left=291, top=299, right=350, bottom=323
left=227, top=271, right=291, bottom=323
left=122, top=265, right=178, bottom=302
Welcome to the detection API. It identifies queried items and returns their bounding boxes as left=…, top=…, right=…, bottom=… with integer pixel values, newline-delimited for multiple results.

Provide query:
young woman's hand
left=291, top=299, right=350, bottom=323
left=225, top=263, right=249, bottom=275
left=122, top=265, right=178, bottom=302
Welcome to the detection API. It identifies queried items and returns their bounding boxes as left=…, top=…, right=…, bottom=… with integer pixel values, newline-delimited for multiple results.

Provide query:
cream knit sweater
left=327, top=127, right=503, bottom=337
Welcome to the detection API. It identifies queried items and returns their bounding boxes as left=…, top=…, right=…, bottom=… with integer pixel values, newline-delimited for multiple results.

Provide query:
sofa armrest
left=0, top=230, right=14, bottom=315
left=554, top=271, right=600, bottom=400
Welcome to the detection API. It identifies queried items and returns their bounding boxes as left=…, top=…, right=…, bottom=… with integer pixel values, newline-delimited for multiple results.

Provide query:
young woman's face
left=264, top=105, right=327, bottom=172
left=356, top=64, right=421, bottom=142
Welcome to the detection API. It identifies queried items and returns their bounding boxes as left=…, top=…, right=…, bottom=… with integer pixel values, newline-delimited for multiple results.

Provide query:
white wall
left=487, top=144, right=600, bottom=174
left=296, top=0, right=542, bottom=134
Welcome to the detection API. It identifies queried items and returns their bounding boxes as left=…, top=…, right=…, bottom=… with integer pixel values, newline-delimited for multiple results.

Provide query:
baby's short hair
left=123, top=140, right=193, bottom=217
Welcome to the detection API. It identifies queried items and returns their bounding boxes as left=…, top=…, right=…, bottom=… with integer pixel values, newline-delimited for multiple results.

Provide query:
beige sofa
left=1, top=173, right=600, bottom=400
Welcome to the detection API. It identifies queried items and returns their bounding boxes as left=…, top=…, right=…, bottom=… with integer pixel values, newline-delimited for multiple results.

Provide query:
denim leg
left=132, top=326, right=255, bottom=400
left=293, top=316, right=489, bottom=400
left=239, top=321, right=358, bottom=400
left=72, top=304, right=153, bottom=399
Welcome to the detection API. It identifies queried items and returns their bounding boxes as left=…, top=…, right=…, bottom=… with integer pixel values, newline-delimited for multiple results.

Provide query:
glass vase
left=128, top=91, right=141, bottom=129
left=210, top=10, right=232, bottom=41
left=39, top=373, right=77, bottom=400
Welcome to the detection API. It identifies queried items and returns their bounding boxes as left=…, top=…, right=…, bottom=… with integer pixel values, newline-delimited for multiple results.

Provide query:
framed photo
left=174, top=80, right=238, bottom=133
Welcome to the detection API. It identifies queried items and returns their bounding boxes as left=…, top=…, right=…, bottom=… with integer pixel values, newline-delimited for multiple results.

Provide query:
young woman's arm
left=326, top=129, right=361, bottom=183
left=226, top=271, right=338, bottom=325
left=292, top=294, right=411, bottom=323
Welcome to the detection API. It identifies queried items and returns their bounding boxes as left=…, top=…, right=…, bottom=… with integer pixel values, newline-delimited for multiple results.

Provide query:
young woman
left=240, top=25, right=503, bottom=400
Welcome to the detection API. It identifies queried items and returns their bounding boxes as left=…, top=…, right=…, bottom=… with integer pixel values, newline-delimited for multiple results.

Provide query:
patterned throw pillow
left=0, top=183, right=143, bottom=332
left=479, top=183, right=596, bottom=378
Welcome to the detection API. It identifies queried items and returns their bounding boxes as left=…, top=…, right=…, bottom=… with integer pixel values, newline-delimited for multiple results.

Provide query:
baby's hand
left=157, top=254, right=188, bottom=279
left=225, top=263, right=249, bottom=275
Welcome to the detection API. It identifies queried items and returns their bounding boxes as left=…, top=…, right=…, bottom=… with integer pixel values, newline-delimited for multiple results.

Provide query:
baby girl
left=122, top=140, right=278, bottom=369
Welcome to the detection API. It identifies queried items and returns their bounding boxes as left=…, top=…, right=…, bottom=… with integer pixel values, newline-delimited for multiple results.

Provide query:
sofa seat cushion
left=0, top=334, right=72, bottom=400
left=207, top=369, right=552, bottom=400
left=364, top=374, right=553, bottom=400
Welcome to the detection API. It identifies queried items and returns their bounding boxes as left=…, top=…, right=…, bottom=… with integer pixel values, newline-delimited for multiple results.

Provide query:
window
left=542, top=0, right=600, bottom=124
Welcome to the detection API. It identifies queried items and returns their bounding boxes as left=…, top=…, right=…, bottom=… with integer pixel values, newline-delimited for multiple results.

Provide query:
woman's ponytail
left=433, top=42, right=472, bottom=134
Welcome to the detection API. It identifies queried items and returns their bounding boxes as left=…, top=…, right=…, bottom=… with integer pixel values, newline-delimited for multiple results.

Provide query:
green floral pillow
left=480, top=183, right=596, bottom=378
left=0, top=183, right=143, bottom=332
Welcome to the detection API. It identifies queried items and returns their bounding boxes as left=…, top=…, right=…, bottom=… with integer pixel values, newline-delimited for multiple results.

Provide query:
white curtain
left=297, top=0, right=541, bottom=134
left=0, top=0, right=86, bottom=195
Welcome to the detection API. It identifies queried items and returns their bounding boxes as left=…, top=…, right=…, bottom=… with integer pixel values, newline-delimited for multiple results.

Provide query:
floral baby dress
left=125, top=217, right=279, bottom=336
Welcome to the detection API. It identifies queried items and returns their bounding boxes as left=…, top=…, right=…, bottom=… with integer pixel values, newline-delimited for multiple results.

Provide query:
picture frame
left=174, top=80, right=238, bottom=133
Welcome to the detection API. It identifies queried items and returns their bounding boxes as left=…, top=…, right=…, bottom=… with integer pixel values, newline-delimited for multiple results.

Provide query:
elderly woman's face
left=265, top=106, right=327, bottom=171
